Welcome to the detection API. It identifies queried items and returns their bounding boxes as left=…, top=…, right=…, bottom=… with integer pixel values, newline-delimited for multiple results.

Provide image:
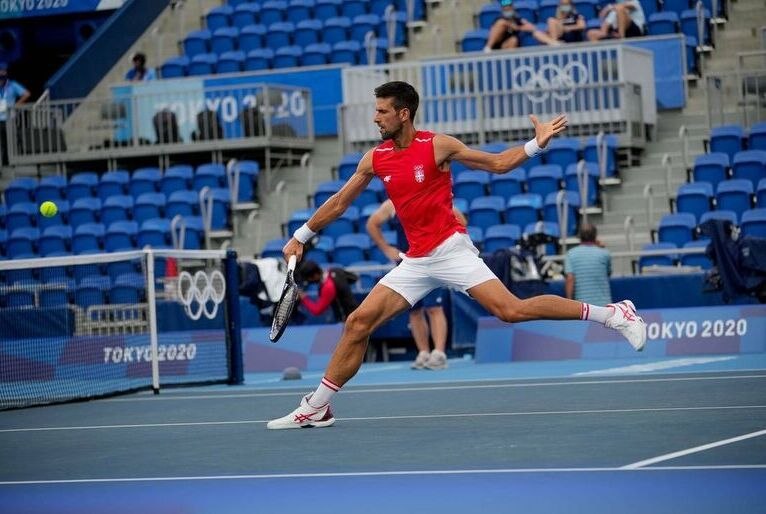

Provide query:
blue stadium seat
left=342, top=0, right=369, bottom=18
left=6, top=288, right=36, bottom=307
left=105, top=220, right=139, bottom=252
left=166, top=190, right=199, bottom=219
left=757, top=178, right=766, bottom=206
left=188, top=52, right=218, bottom=75
left=647, top=12, right=679, bottom=35
left=100, top=195, right=133, bottom=227
left=5, top=202, right=37, bottom=233
left=229, top=160, right=259, bottom=202
left=35, top=175, right=67, bottom=202
left=538, top=0, right=560, bottom=21
left=692, top=152, right=729, bottom=190
left=454, top=170, right=490, bottom=203
left=261, top=237, right=289, bottom=258
left=490, top=171, right=526, bottom=200
left=211, top=26, right=239, bottom=55
left=37, top=252, right=71, bottom=286
left=740, top=208, right=766, bottom=238
left=265, top=21, right=295, bottom=50
left=749, top=122, right=766, bottom=151
left=160, top=56, right=189, bottom=78
left=0, top=229, right=6, bottom=256
left=71, top=249, right=103, bottom=281
left=331, top=40, right=361, bottom=64
left=680, top=8, right=710, bottom=45
left=506, top=193, right=542, bottom=229
left=40, top=284, right=70, bottom=307
left=639, top=242, right=678, bottom=270
left=75, top=282, right=106, bottom=309
left=232, top=3, right=259, bottom=29
left=732, top=150, right=766, bottom=189
left=638, top=0, right=659, bottom=17
left=110, top=280, right=141, bottom=304
left=699, top=209, right=738, bottom=226
left=527, top=165, right=563, bottom=198
left=513, top=0, right=538, bottom=22
left=72, top=223, right=105, bottom=254
left=314, top=180, right=345, bottom=206
left=323, top=16, right=352, bottom=45
left=69, top=197, right=102, bottom=228
left=302, top=43, right=332, bottom=66
left=544, top=138, right=580, bottom=169
left=657, top=212, right=697, bottom=246
left=207, top=188, right=232, bottom=230
left=67, top=172, right=99, bottom=202
left=179, top=216, right=205, bottom=249
left=314, top=0, right=342, bottom=21
left=334, top=233, right=372, bottom=265
left=353, top=179, right=383, bottom=209
left=483, top=224, right=521, bottom=252
left=273, top=45, right=303, bottom=68
left=371, top=0, right=396, bottom=16
left=239, top=24, right=267, bottom=52
left=675, top=182, right=713, bottom=222
left=183, top=29, right=212, bottom=57
left=130, top=167, right=162, bottom=198
left=478, top=3, right=501, bottom=29
left=138, top=218, right=172, bottom=248
left=359, top=37, right=389, bottom=65
left=350, top=14, right=380, bottom=42
left=4, top=253, right=36, bottom=284
left=305, top=235, right=334, bottom=263
left=134, top=193, right=166, bottom=224
left=466, top=225, right=484, bottom=250
left=573, top=0, right=598, bottom=19
left=38, top=225, right=72, bottom=257
left=287, top=0, right=315, bottom=23
left=295, top=19, right=323, bottom=47
left=217, top=50, right=246, bottom=73
left=287, top=208, right=316, bottom=234
left=194, top=163, right=226, bottom=191
left=338, top=152, right=364, bottom=180
left=469, top=196, right=505, bottom=230
left=245, top=48, right=274, bottom=70
left=160, top=165, right=193, bottom=195
left=379, top=10, right=407, bottom=46
left=461, top=28, right=489, bottom=52
left=4, top=178, right=37, bottom=206
left=260, top=0, right=287, bottom=25
left=7, top=227, right=39, bottom=258
left=37, top=201, right=68, bottom=232
left=583, top=135, right=618, bottom=177
left=350, top=260, right=385, bottom=289
left=359, top=203, right=384, bottom=232
left=710, top=125, right=744, bottom=161
left=543, top=190, right=581, bottom=236
left=97, top=170, right=130, bottom=200
left=715, top=179, right=753, bottom=221
left=662, top=0, right=691, bottom=16
left=685, top=36, right=699, bottom=75
left=564, top=162, right=600, bottom=207
left=322, top=206, right=358, bottom=238
left=680, top=240, right=712, bottom=269
left=207, top=5, right=233, bottom=30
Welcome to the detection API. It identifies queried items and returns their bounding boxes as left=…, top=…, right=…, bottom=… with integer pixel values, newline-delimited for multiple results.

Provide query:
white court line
left=574, top=357, right=738, bottom=376
left=104, top=373, right=766, bottom=403
left=622, top=428, right=766, bottom=469
left=2, top=404, right=764, bottom=433
left=246, top=364, right=406, bottom=385
left=2, top=465, right=765, bottom=485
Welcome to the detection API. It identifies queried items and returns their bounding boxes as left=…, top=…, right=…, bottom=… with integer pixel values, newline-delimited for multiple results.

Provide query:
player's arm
left=284, top=151, right=374, bottom=261
left=366, top=200, right=401, bottom=263
left=434, top=114, right=568, bottom=175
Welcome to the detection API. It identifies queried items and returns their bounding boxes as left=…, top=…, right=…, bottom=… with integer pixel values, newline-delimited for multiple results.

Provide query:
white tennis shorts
left=379, top=232, right=498, bottom=306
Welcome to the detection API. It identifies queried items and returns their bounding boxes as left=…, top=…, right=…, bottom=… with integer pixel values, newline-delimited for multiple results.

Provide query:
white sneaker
left=266, top=394, right=335, bottom=430
left=424, top=350, right=448, bottom=370
left=605, top=300, right=647, bottom=351
left=410, top=350, right=430, bottom=369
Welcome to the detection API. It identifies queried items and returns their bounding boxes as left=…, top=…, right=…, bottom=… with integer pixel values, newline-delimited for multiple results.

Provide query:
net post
left=145, top=248, right=161, bottom=394
left=224, top=249, right=244, bottom=385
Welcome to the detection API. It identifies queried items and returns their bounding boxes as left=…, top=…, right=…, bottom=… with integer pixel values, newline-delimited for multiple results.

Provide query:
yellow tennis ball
left=40, top=201, right=58, bottom=218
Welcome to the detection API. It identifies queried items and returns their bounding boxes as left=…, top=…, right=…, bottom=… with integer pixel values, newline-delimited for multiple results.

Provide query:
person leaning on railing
left=0, top=61, right=31, bottom=167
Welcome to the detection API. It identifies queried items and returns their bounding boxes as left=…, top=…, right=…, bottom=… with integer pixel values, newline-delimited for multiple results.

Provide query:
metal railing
left=706, top=51, right=766, bottom=129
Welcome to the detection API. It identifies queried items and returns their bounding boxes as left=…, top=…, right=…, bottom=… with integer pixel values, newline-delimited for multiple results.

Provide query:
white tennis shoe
left=410, top=350, right=430, bottom=369
left=605, top=300, right=647, bottom=351
left=266, top=394, right=335, bottom=429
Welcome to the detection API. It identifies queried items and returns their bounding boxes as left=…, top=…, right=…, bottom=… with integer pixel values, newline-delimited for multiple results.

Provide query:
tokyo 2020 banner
left=0, top=0, right=125, bottom=19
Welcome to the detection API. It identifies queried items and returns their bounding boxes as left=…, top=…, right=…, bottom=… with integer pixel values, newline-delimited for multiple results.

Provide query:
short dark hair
left=374, top=81, right=419, bottom=121
left=132, top=52, right=146, bottom=65
left=579, top=223, right=597, bottom=243
left=297, top=259, right=322, bottom=282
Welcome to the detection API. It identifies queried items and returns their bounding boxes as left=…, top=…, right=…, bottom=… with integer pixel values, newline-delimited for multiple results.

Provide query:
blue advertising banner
left=0, top=0, right=125, bottom=19
left=475, top=304, right=766, bottom=363
left=242, top=324, right=344, bottom=372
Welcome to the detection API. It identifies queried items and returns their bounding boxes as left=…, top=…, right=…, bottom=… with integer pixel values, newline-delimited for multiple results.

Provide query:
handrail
left=624, top=216, right=635, bottom=253
left=678, top=125, right=690, bottom=171
left=643, top=183, right=655, bottom=227
left=275, top=180, right=288, bottom=223
left=576, top=159, right=589, bottom=225
left=170, top=214, right=186, bottom=250
left=199, top=186, right=213, bottom=249
left=555, top=189, right=570, bottom=253
left=364, top=31, right=377, bottom=66
left=596, top=131, right=607, bottom=186
left=662, top=154, right=673, bottom=198
left=301, top=152, right=313, bottom=196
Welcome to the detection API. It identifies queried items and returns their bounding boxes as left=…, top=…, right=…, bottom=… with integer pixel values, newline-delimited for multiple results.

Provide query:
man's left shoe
left=424, top=350, right=448, bottom=370
left=266, top=394, right=335, bottom=430
left=605, top=300, right=647, bottom=351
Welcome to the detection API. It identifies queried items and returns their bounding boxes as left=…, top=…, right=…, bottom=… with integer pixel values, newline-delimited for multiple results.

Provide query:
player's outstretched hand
left=530, top=114, right=568, bottom=149
left=283, top=238, right=304, bottom=264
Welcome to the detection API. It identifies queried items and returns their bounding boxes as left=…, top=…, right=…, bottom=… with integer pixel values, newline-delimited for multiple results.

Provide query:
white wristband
left=293, top=223, right=316, bottom=244
left=524, top=138, right=542, bottom=157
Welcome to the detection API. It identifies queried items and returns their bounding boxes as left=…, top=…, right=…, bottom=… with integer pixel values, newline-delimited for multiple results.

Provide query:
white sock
left=307, top=376, right=340, bottom=408
left=580, top=303, right=614, bottom=324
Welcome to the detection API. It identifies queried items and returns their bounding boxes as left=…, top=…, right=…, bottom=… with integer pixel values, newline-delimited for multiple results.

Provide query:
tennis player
left=266, top=81, right=646, bottom=429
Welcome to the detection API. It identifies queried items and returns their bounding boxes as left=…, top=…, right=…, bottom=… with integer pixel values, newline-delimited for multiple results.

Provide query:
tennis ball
left=40, top=201, right=58, bottom=218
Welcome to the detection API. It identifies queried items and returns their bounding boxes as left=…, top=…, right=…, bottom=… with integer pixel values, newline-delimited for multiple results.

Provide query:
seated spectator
left=125, top=52, right=157, bottom=82
left=533, top=0, right=586, bottom=46
left=587, top=0, right=645, bottom=41
left=297, top=260, right=359, bottom=323
left=483, top=0, right=538, bottom=52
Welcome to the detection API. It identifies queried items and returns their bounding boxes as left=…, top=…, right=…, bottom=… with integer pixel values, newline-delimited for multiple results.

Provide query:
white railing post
left=662, top=153, right=672, bottom=198
left=643, top=183, right=655, bottom=228
left=301, top=152, right=313, bottom=196
left=576, top=160, right=590, bottom=225
left=596, top=131, right=607, bottom=186
left=679, top=125, right=690, bottom=172
left=199, top=186, right=213, bottom=249
left=624, top=216, right=635, bottom=253
left=364, top=31, right=376, bottom=65
left=555, top=189, right=569, bottom=253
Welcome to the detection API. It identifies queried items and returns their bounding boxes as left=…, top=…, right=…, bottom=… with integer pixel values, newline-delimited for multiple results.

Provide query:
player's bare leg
left=409, top=308, right=431, bottom=369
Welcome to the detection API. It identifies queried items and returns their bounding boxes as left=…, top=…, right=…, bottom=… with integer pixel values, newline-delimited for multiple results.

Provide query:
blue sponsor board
left=475, top=305, right=766, bottom=363
left=627, top=35, right=686, bottom=110
left=0, top=0, right=125, bottom=19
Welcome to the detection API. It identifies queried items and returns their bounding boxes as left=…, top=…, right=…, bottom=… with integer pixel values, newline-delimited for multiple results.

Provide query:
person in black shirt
left=483, top=0, right=538, bottom=52
left=533, top=0, right=586, bottom=45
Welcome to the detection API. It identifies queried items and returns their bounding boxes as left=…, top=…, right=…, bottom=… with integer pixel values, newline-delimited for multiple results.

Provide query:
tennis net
left=0, top=249, right=243, bottom=409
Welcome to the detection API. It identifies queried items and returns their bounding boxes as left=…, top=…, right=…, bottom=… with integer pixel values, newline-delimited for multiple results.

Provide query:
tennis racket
left=269, top=255, right=299, bottom=342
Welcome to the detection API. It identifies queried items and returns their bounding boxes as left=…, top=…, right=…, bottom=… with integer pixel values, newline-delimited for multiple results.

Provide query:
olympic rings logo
left=177, top=270, right=227, bottom=321
left=511, top=62, right=590, bottom=103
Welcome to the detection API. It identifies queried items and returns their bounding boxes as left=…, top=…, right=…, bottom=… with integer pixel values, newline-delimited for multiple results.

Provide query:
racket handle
left=287, top=255, right=297, bottom=272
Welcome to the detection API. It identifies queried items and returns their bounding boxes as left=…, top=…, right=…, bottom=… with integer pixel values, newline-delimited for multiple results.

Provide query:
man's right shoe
left=424, top=350, right=448, bottom=370
left=410, top=350, right=430, bottom=369
left=605, top=300, right=647, bottom=351
left=266, top=394, right=335, bottom=430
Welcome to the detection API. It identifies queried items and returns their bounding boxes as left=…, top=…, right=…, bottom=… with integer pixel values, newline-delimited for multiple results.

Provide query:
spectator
left=125, top=52, right=156, bottom=82
left=483, top=0, right=538, bottom=52
left=366, top=199, right=467, bottom=370
left=0, top=61, right=31, bottom=167
left=587, top=0, right=645, bottom=41
left=297, top=260, right=359, bottom=323
left=564, top=223, right=613, bottom=307
left=533, top=0, right=586, bottom=46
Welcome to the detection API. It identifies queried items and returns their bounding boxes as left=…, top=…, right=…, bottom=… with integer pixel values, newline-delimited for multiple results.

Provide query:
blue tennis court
left=1, top=355, right=765, bottom=513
